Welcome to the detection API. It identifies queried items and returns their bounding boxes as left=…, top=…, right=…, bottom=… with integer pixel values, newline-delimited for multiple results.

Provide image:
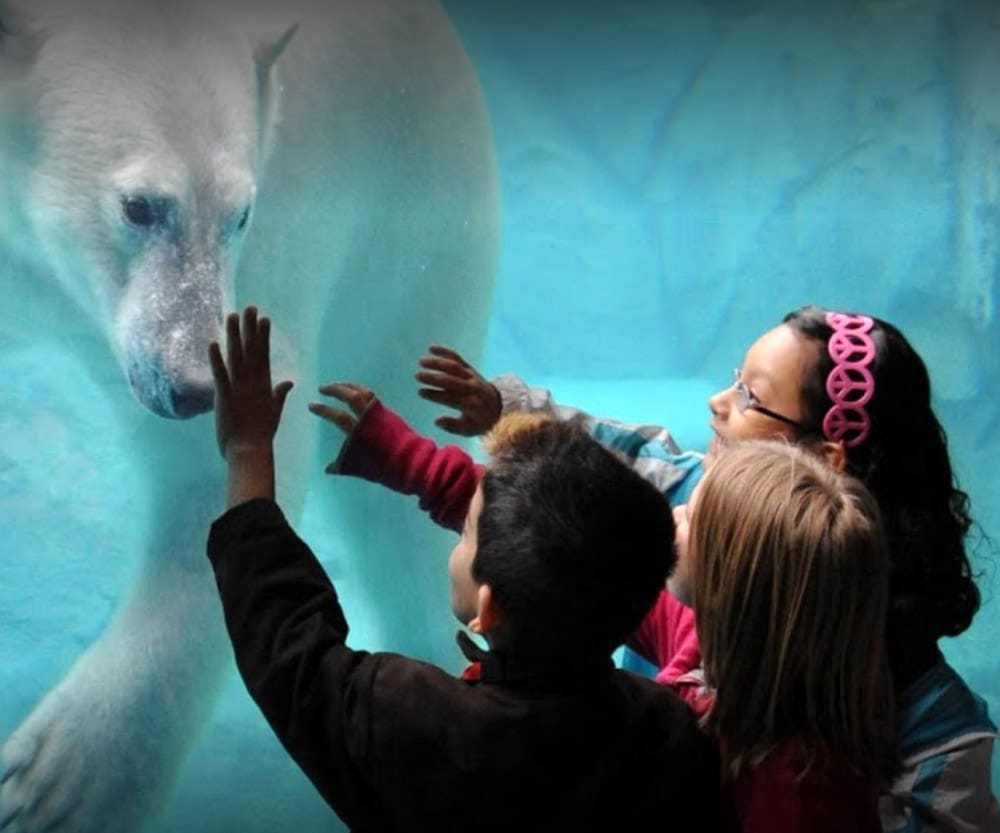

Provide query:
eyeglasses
left=731, top=369, right=812, bottom=432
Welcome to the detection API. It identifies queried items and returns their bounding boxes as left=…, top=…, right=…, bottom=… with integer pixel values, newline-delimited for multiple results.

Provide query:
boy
left=206, top=307, right=722, bottom=831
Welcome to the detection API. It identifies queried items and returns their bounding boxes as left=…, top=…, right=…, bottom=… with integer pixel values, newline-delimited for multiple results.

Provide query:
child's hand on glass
left=415, top=344, right=500, bottom=436
left=209, top=306, right=293, bottom=462
left=309, top=381, right=376, bottom=435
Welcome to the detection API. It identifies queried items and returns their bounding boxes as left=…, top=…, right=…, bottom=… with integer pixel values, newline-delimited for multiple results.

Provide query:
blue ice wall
left=1, top=2, right=998, bottom=832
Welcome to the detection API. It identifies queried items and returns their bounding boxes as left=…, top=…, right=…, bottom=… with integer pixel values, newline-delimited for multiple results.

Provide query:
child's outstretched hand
left=308, top=382, right=375, bottom=435
left=209, top=306, right=294, bottom=462
left=308, top=383, right=376, bottom=475
left=415, top=345, right=501, bottom=436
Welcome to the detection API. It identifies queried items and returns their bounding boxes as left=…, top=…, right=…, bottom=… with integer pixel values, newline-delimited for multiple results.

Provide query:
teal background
left=1, top=1, right=997, bottom=830
left=463, top=0, right=1000, bottom=806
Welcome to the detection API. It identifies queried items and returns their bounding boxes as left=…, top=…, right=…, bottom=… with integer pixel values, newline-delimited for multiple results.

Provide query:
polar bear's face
left=5, top=1, right=289, bottom=418
left=101, top=154, right=257, bottom=419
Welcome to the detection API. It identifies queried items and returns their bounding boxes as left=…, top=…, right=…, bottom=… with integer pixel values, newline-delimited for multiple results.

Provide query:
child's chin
left=704, top=436, right=724, bottom=467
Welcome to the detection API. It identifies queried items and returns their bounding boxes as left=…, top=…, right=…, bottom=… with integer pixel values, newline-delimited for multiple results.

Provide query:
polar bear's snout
left=168, top=379, right=215, bottom=419
left=125, top=319, right=221, bottom=419
left=127, top=357, right=215, bottom=419
left=118, top=257, right=230, bottom=420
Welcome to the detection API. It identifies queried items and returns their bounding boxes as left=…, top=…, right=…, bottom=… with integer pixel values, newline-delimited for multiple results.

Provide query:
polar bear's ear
left=0, top=1, right=41, bottom=68
left=254, top=23, right=298, bottom=160
left=254, top=23, right=298, bottom=76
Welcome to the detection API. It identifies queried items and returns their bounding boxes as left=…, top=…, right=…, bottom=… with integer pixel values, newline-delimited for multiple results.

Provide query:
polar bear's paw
left=0, top=690, right=154, bottom=833
left=0, top=649, right=200, bottom=833
left=3, top=703, right=90, bottom=833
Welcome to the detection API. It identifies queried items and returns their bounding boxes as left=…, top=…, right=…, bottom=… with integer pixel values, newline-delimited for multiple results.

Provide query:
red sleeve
left=626, top=589, right=701, bottom=683
left=332, top=400, right=483, bottom=532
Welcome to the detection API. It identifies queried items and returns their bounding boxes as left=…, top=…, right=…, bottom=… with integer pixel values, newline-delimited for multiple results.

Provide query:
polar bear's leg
left=0, top=589, right=223, bottom=833
left=0, top=369, right=315, bottom=833
left=0, top=418, right=229, bottom=833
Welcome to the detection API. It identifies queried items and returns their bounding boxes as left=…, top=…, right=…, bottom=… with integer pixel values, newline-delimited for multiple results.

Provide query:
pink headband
left=823, top=312, right=876, bottom=448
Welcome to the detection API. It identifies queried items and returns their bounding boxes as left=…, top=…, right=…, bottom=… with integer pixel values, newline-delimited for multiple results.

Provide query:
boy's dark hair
left=783, top=306, right=981, bottom=652
left=473, top=413, right=675, bottom=656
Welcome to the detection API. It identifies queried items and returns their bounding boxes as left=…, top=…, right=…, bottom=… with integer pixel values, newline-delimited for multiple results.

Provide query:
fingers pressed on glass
left=416, top=387, right=460, bottom=406
left=225, top=312, right=243, bottom=375
left=317, top=382, right=373, bottom=414
left=208, top=342, right=229, bottom=390
left=434, top=415, right=477, bottom=437
left=418, top=355, right=468, bottom=376
left=414, top=370, right=470, bottom=392
left=426, top=344, right=467, bottom=363
left=308, top=402, right=357, bottom=434
left=241, top=306, right=259, bottom=357
left=257, top=315, right=271, bottom=358
left=274, top=380, right=293, bottom=404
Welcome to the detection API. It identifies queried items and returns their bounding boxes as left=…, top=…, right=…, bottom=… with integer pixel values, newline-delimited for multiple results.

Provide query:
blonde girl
left=680, top=439, right=896, bottom=832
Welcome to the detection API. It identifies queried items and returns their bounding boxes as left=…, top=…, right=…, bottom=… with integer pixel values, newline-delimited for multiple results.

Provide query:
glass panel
left=2, top=2, right=996, bottom=830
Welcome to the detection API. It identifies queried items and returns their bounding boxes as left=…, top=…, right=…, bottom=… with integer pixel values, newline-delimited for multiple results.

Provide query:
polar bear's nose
left=170, top=381, right=215, bottom=418
left=126, top=361, right=216, bottom=419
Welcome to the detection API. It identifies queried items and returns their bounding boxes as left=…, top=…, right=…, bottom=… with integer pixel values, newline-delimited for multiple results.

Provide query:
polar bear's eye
left=122, top=197, right=158, bottom=228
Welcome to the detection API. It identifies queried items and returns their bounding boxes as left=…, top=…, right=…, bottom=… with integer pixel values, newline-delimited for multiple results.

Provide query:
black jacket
left=208, top=499, right=723, bottom=832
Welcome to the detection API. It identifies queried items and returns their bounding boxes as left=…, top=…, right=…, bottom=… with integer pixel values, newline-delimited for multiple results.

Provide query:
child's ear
left=819, top=440, right=847, bottom=472
left=468, top=584, right=502, bottom=635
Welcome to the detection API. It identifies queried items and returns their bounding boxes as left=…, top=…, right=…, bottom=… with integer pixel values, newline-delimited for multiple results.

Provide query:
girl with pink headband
left=312, top=304, right=998, bottom=832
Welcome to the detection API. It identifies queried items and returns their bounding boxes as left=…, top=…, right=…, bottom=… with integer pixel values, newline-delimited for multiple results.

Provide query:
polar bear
left=0, top=1, right=498, bottom=831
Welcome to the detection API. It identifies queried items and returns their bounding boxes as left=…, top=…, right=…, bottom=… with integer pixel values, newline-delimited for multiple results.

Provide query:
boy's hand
left=209, top=306, right=294, bottom=462
left=308, top=382, right=375, bottom=435
left=415, top=345, right=501, bottom=436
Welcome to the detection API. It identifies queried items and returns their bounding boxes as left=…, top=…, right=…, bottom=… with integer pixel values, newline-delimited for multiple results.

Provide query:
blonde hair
left=481, top=411, right=554, bottom=458
left=690, top=439, right=895, bottom=781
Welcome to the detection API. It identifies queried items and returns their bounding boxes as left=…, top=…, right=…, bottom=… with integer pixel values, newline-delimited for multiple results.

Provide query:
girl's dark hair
left=783, top=306, right=980, bottom=661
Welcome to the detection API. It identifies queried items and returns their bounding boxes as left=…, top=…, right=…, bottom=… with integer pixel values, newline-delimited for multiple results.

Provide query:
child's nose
left=708, top=386, right=731, bottom=419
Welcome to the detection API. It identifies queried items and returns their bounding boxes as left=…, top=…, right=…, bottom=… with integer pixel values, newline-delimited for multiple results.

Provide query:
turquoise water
left=2, top=2, right=998, bottom=831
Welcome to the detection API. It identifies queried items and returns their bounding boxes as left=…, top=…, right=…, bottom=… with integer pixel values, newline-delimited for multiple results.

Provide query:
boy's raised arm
left=208, top=306, right=293, bottom=508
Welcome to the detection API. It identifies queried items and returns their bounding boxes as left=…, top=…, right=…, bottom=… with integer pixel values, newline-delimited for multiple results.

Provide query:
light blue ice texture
left=2, top=2, right=998, bottom=831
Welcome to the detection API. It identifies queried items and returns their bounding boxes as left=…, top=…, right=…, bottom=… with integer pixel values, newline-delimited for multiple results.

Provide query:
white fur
left=0, top=1, right=497, bottom=830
